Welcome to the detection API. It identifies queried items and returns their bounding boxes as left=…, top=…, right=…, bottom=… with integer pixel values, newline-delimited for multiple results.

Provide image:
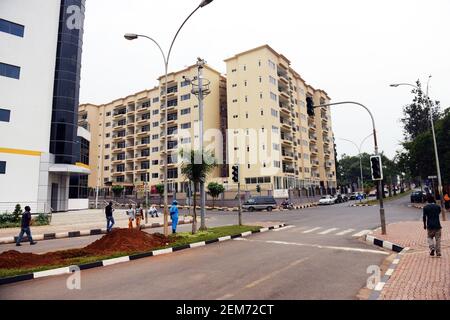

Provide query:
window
left=104, top=166, right=109, bottom=171
left=152, top=134, right=159, bottom=140
left=105, top=155, right=110, bottom=160
left=152, top=147, right=159, bottom=152
left=181, top=80, right=190, bottom=87
left=232, top=99, right=238, bottom=103
left=106, top=133, right=110, bottom=138
left=0, top=109, right=11, bottom=122
left=269, top=76, right=277, bottom=85
left=260, top=92, right=263, bottom=99
left=273, top=144, right=280, bottom=151
left=243, top=65, right=247, bottom=71
left=270, top=92, right=277, bottom=101
left=152, top=173, right=159, bottom=179
left=271, top=109, right=278, bottom=117
left=231, top=69, right=237, bottom=73
left=153, top=109, right=159, bottom=115
left=244, top=81, right=247, bottom=87
left=268, top=60, right=276, bottom=70
left=261, top=109, right=264, bottom=116
left=246, top=113, right=249, bottom=119
left=152, top=160, right=159, bottom=165
left=152, top=97, right=159, bottom=103
left=116, top=176, right=125, bottom=183
left=181, top=108, right=191, bottom=115
left=245, top=96, right=248, bottom=103
left=0, top=19, right=24, bottom=37
left=0, top=62, right=20, bottom=79
left=181, top=94, right=191, bottom=101
left=181, top=123, right=191, bottom=129
left=142, top=101, right=151, bottom=108
left=168, top=168, right=178, bottom=179
left=248, top=164, right=251, bottom=169
left=259, top=76, right=262, bottom=83
left=272, top=126, right=279, bottom=134
left=181, top=137, right=191, bottom=144
left=106, top=122, right=111, bottom=127
left=258, top=60, right=262, bottom=67
left=152, top=122, right=159, bottom=128
left=274, top=161, right=281, bottom=168
left=232, top=115, right=238, bottom=119
left=106, top=112, right=111, bottom=117
left=0, top=161, right=6, bottom=174
left=105, top=144, right=110, bottom=149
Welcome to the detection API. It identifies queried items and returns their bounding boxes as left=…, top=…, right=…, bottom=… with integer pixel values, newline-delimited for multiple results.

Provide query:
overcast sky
left=79, top=0, right=450, bottom=159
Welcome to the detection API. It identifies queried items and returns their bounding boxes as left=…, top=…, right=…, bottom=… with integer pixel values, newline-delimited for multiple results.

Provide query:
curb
left=368, top=247, right=410, bottom=300
left=0, top=223, right=286, bottom=286
left=364, top=233, right=408, bottom=300
left=0, top=219, right=194, bottom=245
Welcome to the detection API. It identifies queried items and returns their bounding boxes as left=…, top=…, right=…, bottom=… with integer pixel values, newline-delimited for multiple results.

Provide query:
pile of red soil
left=0, top=229, right=174, bottom=270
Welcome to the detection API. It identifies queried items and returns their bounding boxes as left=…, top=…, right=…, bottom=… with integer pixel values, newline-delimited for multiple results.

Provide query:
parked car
left=242, top=196, right=277, bottom=212
left=411, top=191, right=426, bottom=203
left=319, top=195, right=337, bottom=205
left=335, top=194, right=345, bottom=203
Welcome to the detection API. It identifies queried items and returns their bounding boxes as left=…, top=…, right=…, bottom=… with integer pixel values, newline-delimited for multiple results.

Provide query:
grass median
left=0, top=225, right=261, bottom=280
left=358, top=190, right=412, bottom=206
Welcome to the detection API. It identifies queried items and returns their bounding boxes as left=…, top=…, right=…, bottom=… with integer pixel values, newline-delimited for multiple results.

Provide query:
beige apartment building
left=225, top=45, right=336, bottom=193
left=79, top=64, right=227, bottom=195
left=79, top=45, right=337, bottom=197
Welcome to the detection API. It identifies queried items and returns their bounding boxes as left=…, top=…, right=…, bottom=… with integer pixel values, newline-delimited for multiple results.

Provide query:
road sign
left=428, top=176, right=438, bottom=179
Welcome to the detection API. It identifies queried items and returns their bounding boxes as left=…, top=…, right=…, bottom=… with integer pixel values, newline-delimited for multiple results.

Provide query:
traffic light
left=232, top=165, right=239, bottom=183
left=306, top=97, right=315, bottom=117
left=370, top=155, right=383, bottom=181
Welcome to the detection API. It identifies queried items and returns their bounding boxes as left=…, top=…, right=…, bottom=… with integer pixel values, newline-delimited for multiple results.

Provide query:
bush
left=33, top=213, right=50, bottom=226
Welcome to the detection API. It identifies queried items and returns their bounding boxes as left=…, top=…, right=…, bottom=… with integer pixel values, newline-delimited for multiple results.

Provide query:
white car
left=319, top=195, right=337, bottom=205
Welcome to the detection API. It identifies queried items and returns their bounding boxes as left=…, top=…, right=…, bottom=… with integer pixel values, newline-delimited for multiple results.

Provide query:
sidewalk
left=0, top=209, right=170, bottom=238
left=373, top=221, right=450, bottom=300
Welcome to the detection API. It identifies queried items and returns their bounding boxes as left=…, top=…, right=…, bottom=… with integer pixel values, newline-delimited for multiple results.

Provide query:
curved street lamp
left=124, top=0, right=215, bottom=236
left=390, top=77, right=446, bottom=221
left=313, top=101, right=387, bottom=234
left=338, top=133, right=373, bottom=193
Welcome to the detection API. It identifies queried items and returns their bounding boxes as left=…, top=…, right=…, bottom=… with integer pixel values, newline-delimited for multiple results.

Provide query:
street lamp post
left=338, top=133, right=373, bottom=193
left=313, top=102, right=387, bottom=235
left=124, top=0, right=215, bottom=236
left=390, top=79, right=446, bottom=221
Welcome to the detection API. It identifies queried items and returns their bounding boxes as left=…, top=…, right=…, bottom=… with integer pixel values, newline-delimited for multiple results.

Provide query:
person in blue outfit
left=170, top=200, right=179, bottom=234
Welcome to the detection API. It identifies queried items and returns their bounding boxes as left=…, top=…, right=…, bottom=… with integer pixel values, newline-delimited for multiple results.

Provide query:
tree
left=207, top=182, right=225, bottom=209
left=111, top=185, right=124, bottom=198
left=401, top=80, right=441, bottom=141
left=155, top=184, right=164, bottom=206
left=12, top=204, right=22, bottom=223
left=181, top=149, right=217, bottom=234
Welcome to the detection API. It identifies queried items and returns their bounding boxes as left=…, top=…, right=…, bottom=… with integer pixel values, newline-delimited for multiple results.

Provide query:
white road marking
left=374, top=282, right=386, bottom=291
left=216, top=258, right=309, bottom=300
left=352, top=230, right=372, bottom=237
left=303, top=227, right=322, bottom=234
left=318, top=228, right=339, bottom=235
left=336, top=229, right=356, bottom=236
left=392, top=259, right=400, bottom=265
left=272, top=225, right=296, bottom=232
left=244, top=239, right=388, bottom=255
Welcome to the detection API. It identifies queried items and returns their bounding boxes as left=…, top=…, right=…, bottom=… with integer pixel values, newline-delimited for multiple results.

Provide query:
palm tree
left=180, top=149, right=217, bottom=234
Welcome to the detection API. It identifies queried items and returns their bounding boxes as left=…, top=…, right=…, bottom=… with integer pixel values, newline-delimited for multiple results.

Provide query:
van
left=242, top=196, right=277, bottom=212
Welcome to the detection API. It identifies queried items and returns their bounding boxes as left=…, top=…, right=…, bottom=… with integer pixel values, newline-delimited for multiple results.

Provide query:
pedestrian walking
left=444, top=193, right=450, bottom=212
left=16, top=206, right=37, bottom=246
left=105, top=202, right=115, bottom=232
left=170, top=200, right=179, bottom=234
left=135, top=204, right=144, bottom=229
left=423, top=195, right=442, bottom=257
left=126, top=204, right=136, bottom=229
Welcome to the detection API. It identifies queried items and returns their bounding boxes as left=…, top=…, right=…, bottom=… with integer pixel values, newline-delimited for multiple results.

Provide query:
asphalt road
left=0, top=194, right=421, bottom=300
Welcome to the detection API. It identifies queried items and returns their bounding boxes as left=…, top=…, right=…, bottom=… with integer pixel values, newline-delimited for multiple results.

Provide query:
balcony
left=325, top=161, right=333, bottom=168
left=137, top=116, right=150, bottom=125
left=113, top=109, right=127, bottom=119
left=282, top=149, right=294, bottom=159
left=136, top=141, right=150, bottom=149
left=309, top=134, right=317, bottom=141
left=279, top=103, right=291, bottom=115
left=136, top=128, right=150, bottom=137
left=281, top=134, right=293, bottom=145
left=310, top=147, right=319, bottom=154
left=127, top=105, right=136, bottom=114
left=311, top=160, right=320, bottom=167
left=280, top=117, right=292, bottom=130
left=126, top=142, right=135, bottom=150
left=112, top=145, right=125, bottom=153
left=113, top=134, right=126, bottom=141
left=282, top=165, right=295, bottom=174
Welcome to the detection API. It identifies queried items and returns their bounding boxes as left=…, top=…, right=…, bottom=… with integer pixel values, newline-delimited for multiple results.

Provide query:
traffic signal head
left=232, top=165, right=239, bottom=183
left=306, top=97, right=315, bottom=117
left=370, top=155, right=383, bottom=181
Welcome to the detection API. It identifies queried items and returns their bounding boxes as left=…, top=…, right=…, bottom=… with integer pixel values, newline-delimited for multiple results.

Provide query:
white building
left=0, top=0, right=90, bottom=213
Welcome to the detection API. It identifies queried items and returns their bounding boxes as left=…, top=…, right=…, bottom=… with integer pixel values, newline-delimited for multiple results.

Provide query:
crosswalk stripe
left=336, top=229, right=355, bottom=236
left=319, top=228, right=339, bottom=235
left=352, top=230, right=372, bottom=237
left=303, top=227, right=322, bottom=234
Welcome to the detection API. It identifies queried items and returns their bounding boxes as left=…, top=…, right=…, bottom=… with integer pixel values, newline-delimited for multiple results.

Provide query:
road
left=0, top=194, right=422, bottom=300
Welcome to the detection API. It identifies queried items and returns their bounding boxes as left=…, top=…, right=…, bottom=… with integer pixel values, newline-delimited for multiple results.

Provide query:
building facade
left=81, top=45, right=336, bottom=197
left=225, top=45, right=337, bottom=194
left=79, top=64, right=226, bottom=196
left=0, top=0, right=90, bottom=213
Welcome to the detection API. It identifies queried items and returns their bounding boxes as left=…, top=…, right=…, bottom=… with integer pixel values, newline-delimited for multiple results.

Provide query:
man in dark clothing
left=423, top=195, right=442, bottom=257
left=105, top=202, right=115, bottom=232
left=16, top=206, right=37, bottom=246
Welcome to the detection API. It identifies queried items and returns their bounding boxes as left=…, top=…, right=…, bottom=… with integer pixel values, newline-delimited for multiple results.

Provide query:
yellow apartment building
left=79, top=45, right=337, bottom=197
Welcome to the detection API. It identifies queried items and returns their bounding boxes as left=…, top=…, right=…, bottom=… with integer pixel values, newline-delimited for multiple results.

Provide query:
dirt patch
left=0, top=229, right=174, bottom=270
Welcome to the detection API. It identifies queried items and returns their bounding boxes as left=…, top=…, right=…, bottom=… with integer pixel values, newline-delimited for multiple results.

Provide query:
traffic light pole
left=238, top=179, right=242, bottom=226
left=314, top=101, right=387, bottom=235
